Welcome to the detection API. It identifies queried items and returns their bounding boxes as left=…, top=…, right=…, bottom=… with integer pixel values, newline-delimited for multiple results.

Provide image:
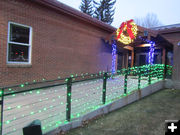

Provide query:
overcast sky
left=57, top=0, right=180, bottom=28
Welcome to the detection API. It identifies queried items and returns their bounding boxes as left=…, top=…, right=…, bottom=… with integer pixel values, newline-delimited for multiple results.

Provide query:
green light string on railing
left=2, top=64, right=172, bottom=135
left=41, top=120, right=66, bottom=133
left=166, top=65, right=172, bottom=76
left=3, top=65, right=167, bottom=104
left=4, top=108, right=66, bottom=134
left=2, top=64, right=171, bottom=94
left=71, top=95, right=102, bottom=112
left=1, top=77, right=98, bottom=133
left=156, top=64, right=164, bottom=80
left=40, top=112, right=66, bottom=130
left=163, top=64, right=167, bottom=80
left=71, top=80, right=103, bottom=118
left=0, top=89, right=4, bottom=135
left=3, top=87, right=67, bottom=130
left=72, top=83, right=101, bottom=104
left=70, top=76, right=124, bottom=120
left=106, top=75, right=130, bottom=103
left=106, top=76, right=124, bottom=103
left=138, top=67, right=141, bottom=90
left=102, top=73, right=107, bottom=104
left=126, top=66, right=139, bottom=92
left=127, top=77, right=138, bottom=93
left=71, top=98, right=101, bottom=114
left=116, top=70, right=121, bottom=75
left=124, top=69, right=128, bottom=95
left=148, top=65, right=152, bottom=85
left=66, top=77, right=72, bottom=121
left=71, top=99, right=102, bottom=119
left=123, top=64, right=168, bottom=89
left=4, top=100, right=66, bottom=126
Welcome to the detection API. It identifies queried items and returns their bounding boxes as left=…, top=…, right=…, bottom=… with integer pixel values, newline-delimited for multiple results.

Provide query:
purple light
left=139, top=36, right=155, bottom=65
left=148, top=42, right=155, bottom=65
left=112, top=40, right=117, bottom=74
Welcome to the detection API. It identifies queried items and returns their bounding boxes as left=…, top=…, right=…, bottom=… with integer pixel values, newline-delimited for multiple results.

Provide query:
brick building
left=0, top=0, right=180, bottom=89
left=152, top=24, right=180, bottom=89
left=0, top=0, right=116, bottom=87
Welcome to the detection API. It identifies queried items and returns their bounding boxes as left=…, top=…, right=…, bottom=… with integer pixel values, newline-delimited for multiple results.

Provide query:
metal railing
left=0, top=64, right=172, bottom=135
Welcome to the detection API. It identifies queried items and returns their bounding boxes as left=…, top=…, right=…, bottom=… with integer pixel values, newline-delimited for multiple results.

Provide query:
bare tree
left=134, top=13, right=162, bottom=28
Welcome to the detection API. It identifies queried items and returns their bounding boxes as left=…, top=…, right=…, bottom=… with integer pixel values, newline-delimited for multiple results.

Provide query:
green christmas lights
left=1, top=64, right=172, bottom=135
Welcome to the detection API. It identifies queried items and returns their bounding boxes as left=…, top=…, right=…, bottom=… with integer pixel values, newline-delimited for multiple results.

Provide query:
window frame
left=7, top=22, right=32, bottom=64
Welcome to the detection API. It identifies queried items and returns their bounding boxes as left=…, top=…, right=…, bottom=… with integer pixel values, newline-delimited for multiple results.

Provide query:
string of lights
left=112, top=40, right=117, bottom=74
left=116, top=19, right=138, bottom=45
left=1, top=64, right=171, bottom=135
left=139, top=36, right=156, bottom=65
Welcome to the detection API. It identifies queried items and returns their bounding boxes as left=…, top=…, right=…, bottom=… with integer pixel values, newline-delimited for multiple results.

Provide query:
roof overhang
left=158, top=27, right=180, bottom=34
left=32, top=0, right=116, bottom=33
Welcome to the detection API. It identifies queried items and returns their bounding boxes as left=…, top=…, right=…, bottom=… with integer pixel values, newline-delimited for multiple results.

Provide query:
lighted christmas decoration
left=148, top=42, right=155, bottom=65
left=111, top=40, right=117, bottom=74
left=116, top=19, right=138, bottom=44
left=139, top=36, right=155, bottom=64
left=2, top=64, right=172, bottom=135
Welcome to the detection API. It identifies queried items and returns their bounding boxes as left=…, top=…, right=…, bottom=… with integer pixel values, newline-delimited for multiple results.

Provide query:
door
left=139, top=54, right=146, bottom=66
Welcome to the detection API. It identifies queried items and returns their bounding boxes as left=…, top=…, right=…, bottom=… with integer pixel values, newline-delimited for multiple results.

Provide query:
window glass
left=8, top=22, right=31, bottom=63
left=8, top=44, right=29, bottom=62
left=10, top=24, right=30, bottom=44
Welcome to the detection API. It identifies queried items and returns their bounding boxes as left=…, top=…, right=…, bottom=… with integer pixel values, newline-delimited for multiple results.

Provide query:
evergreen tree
left=94, top=0, right=116, bottom=24
left=79, top=0, right=94, bottom=16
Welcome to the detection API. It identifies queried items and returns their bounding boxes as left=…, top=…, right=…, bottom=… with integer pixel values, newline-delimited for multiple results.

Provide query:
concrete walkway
left=3, top=75, right=157, bottom=135
left=65, top=89, right=180, bottom=135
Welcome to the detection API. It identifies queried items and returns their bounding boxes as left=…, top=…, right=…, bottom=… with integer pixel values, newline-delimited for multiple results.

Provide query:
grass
left=63, top=89, right=180, bottom=135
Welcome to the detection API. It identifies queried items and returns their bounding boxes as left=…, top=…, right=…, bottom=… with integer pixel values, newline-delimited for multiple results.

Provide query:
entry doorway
left=117, top=53, right=123, bottom=70
left=139, top=54, right=147, bottom=66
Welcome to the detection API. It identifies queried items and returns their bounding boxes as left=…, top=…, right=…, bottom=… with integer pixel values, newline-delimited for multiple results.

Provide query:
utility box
left=23, top=120, right=42, bottom=135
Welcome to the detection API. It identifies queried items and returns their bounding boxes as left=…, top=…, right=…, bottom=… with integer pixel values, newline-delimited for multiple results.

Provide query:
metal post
left=148, top=65, right=151, bottom=85
left=66, top=78, right=72, bottom=121
left=0, top=89, right=4, bottom=135
left=138, top=67, right=141, bottom=90
left=124, top=69, right=128, bottom=94
left=163, top=48, right=167, bottom=80
left=102, top=73, right=107, bottom=104
left=163, top=64, right=167, bottom=80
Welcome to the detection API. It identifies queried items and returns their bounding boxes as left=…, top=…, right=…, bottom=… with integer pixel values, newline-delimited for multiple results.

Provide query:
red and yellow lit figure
left=116, top=19, right=138, bottom=44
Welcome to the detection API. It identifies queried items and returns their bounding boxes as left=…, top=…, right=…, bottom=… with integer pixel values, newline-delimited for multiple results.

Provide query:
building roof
left=32, top=0, right=179, bottom=38
left=32, top=0, right=116, bottom=32
left=32, top=0, right=159, bottom=37
left=151, top=23, right=180, bottom=34
left=151, top=23, right=180, bottom=30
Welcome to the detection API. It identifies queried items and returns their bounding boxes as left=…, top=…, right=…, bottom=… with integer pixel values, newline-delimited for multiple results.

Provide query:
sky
left=57, top=0, right=180, bottom=28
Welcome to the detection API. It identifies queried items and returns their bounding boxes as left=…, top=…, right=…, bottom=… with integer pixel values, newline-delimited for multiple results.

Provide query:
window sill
left=7, top=63, right=32, bottom=68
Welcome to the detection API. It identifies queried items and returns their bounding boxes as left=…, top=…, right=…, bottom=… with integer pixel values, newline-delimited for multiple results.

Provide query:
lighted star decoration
left=116, top=19, right=138, bottom=45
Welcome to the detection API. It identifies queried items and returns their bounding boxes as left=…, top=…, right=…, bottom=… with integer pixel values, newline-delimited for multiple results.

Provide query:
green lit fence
left=0, top=89, right=4, bottom=135
left=0, top=64, right=172, bottom=135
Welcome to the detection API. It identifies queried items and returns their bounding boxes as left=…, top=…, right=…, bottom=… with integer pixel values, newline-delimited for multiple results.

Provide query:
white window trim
left=7, top=22, right=32, bottom=65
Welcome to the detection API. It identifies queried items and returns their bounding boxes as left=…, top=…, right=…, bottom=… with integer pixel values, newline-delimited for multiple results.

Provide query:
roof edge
left=158, top=27, right=180, bottom=34
left=32, top=0, right=116, bottom=32
left=137, top=25, right=158, bottom=37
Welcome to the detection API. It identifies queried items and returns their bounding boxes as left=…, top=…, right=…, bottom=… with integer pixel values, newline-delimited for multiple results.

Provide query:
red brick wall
left=0, top=0, right=113, bottom=87
left=161, top=32, right=180, bottom=81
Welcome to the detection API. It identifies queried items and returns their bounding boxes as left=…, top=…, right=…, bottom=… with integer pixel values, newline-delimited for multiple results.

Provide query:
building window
left=7, top=22, right=32, bottom=64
